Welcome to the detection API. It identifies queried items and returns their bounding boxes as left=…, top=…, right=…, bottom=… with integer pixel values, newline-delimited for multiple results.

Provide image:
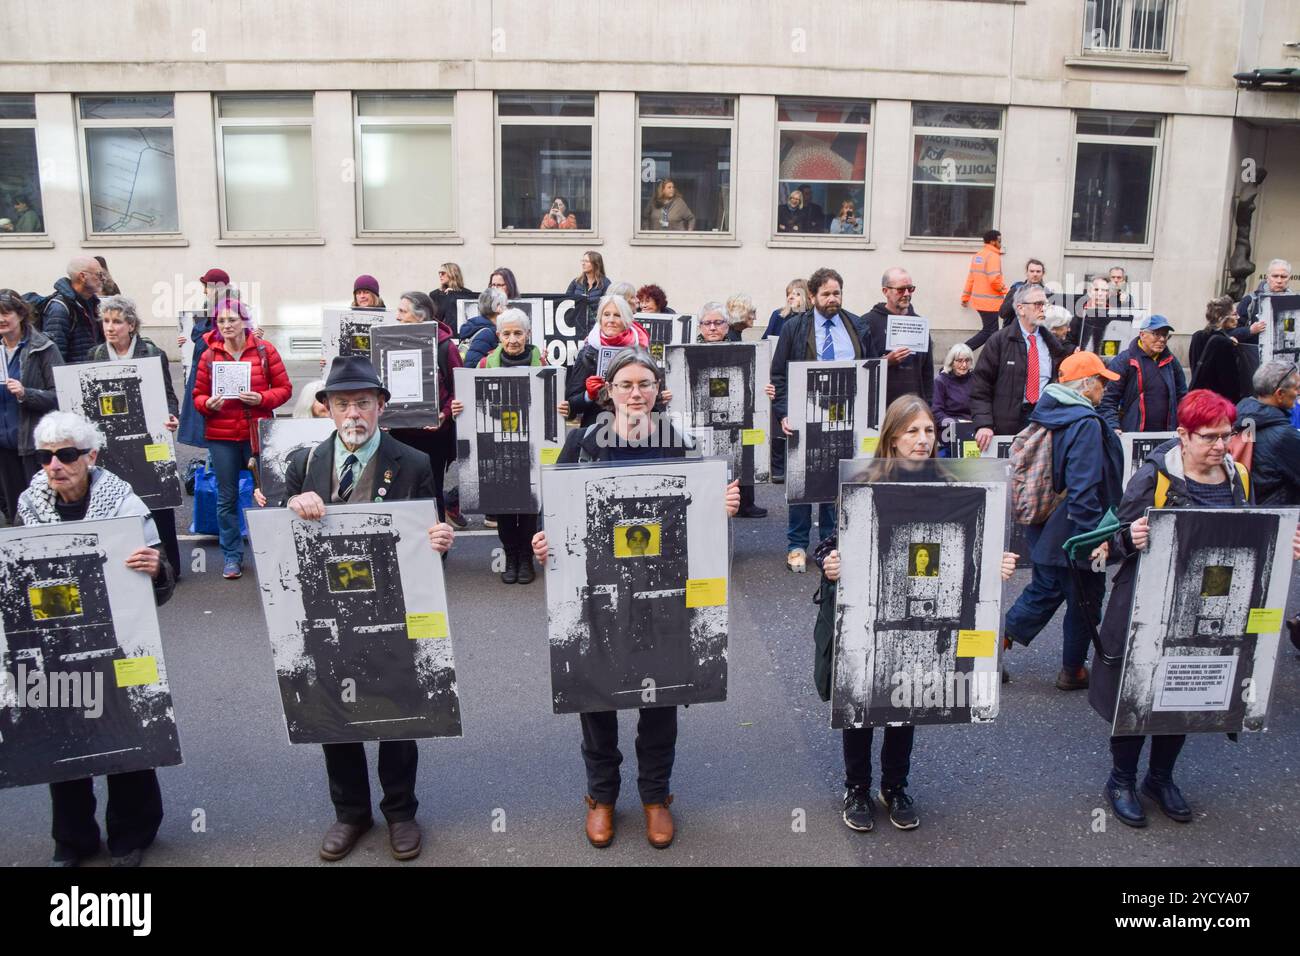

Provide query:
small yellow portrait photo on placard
left=99, top=392, right=128, bottom=416
left=30, top=582, right=83, bottom=620
left=326, top=558, right=374, bottom=592
left=613, top=522, right=661, bottom=559
left=908, top=543, right=939, bottom=577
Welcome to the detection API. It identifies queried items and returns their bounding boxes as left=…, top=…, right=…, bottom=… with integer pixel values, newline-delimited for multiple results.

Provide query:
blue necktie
left=820, top=319, right=835, bottom=361
left=338, top=453, right=358, bottom=501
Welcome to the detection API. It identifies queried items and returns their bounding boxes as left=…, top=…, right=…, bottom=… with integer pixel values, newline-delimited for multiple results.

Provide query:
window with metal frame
left=1082, top=0, right=1174, bottom=56
left=216, top=93, right=317, bottom=236
left=774, top=98, right=871, bottom=238
left=1069, top=111, right=1162, bottom=248
left=0, top=95, right=43, bottom=235
left=77, top=94, right=179, bottom=236
left=908, top=103, right=1003, bottom=240
left=637, top=94, right=735, bottom=236
left=497, top=92, right=595, bottom=234
left=354, top=93, right=455, bottom=235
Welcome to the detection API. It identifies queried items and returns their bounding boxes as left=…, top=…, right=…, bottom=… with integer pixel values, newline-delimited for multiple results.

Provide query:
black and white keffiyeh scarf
left=17, top=466, right=137, bottom=526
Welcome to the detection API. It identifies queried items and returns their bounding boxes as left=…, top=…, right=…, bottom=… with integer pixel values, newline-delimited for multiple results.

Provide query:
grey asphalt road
left=3, top=361, right=1299, bottom=866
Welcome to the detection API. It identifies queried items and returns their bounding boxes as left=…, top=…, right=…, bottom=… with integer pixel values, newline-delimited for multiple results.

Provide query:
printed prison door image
left=0, top=520, right=182, bottom=788
left=666, top=342, right=771, bottom=485
left=1113, top=508, right=1296, bottom=737
left=474, top=375, right=532, bottom=513
left=247, top=504, right=463, bottom=745
left=831, top=463, right=1008, bottom=730
left=543, top=461, right=729, bottom=714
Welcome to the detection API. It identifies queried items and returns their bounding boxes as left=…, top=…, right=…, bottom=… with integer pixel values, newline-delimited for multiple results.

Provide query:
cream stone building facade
left=1, top=0, right=1297, bottom=358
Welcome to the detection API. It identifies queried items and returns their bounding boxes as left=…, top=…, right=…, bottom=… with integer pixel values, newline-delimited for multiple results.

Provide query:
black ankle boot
left=500, top=550, right=519, bottom=584
left=1104, top=776, right=1147, bottom=828
left=515, top=550, right=535, bottom=584
left=1141, top=773, right=1192, bottom=822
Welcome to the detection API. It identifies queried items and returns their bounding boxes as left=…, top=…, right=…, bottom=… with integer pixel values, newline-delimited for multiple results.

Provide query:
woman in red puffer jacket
left=192, top=298, right=292, bottom=578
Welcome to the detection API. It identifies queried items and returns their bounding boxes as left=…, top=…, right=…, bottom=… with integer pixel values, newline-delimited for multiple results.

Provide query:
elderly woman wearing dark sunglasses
left=17, top=410, right=175, bottom=868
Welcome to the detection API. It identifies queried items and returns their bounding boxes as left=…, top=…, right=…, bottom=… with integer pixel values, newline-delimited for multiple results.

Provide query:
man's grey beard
left=339, top=421, right=371, bottom=446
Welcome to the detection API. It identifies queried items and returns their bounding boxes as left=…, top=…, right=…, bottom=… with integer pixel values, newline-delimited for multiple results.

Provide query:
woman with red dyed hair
left=1091, top=388, right=1300, bottom=829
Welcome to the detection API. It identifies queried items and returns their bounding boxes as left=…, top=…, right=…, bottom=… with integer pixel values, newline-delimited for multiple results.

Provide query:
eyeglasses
left=1023, top=300, right=1048, bottom=308
left=1191, top=431, right=1232, bottom=446
left=886, top=285, right=916, bottom=293
left=699, top=320, right=728, bottom=328
left=36, top=447, right=91, bottom=465
left=330, top=398, right=377, bottom=413
left=610, top=381, right=659, bottom=394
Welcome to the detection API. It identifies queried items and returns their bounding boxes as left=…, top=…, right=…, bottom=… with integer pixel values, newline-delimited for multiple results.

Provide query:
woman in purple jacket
left=932, top=343, right=975, bottom=423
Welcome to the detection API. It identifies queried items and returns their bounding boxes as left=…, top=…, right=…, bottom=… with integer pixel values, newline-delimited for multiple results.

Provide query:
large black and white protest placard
left=831, top=459, right=1009, bottom=729
left=975, top=434, right=1029, bottom=564
left=884, top=315, right=930, bottom=352
left=256, top=417, right=337, bottom=508
left=323, top=307, right=395, bottom=362
left=0, top=517, right=183, bottom=788
left=246, top=501, right=462, bottom=744
left=1112, top=507, right=1296, bottom=736
left=785, top=358, right=887, bottom=504
left=635, top=312, right=695, bottom=363
left=1259, top=294, right=1300, bottom=364
left=664, top=341, right=771, bottom=484
left=370, top=322, right=441, bottom=429
left=453, top=366, right=566, bottom=514
left=1120, top=432, right=1176, bottom=489
left=54, top=359, right=182, bottom=510
left=542, top=459, right=729, bottom=713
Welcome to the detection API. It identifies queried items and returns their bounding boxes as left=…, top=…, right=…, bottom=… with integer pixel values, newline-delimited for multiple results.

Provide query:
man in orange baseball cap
left=1002, top=345, right=1123, bottom=692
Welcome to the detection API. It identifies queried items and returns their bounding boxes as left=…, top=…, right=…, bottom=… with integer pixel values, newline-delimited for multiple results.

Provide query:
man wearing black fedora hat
left=282, top=355, right=455, bottom=862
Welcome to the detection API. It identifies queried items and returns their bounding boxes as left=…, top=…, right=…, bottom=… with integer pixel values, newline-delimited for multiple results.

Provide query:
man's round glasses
left=37, top=447, right=91, bottom=465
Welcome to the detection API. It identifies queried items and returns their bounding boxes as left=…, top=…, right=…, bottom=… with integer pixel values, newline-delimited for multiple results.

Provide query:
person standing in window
left=647, top=179, right=695, bottom=231
left=798, top=185, right=826, bottom=232
left=539, top=196, right=577, bottom=230
left=829, top=200, right=862, bottom=235
left=13, top=196, right=41, bottom=233
left=777, top=189, right=810, bottom=233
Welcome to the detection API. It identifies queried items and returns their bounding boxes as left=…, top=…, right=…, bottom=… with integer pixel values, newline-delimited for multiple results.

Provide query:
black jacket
left=40, top=276, right=103, bottom=365
left=1098, top=338, right=1187, bottom=433
left=969, top=320, right=1067, bottom=435
left=1236, top=396, right=1300, bottom=505
left=284, top=431, right=436, bottom=505
left=1089, top=441, right=1251, bottom=724
left=770, top=309, right=879, bottom=422
left=862, top=302, right=934, bottom=405
left=557, top=419, right=692, bottom=465
left=89, top=335, right=179, bottom=417
left=1188, top=329, right=1250, bottom=404
left=5, top=328, right=62, bottom=456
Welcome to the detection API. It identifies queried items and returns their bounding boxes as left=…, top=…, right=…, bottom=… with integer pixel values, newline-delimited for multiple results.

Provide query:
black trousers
left=842, top=725, right=916, bottom=792
left=580, top=706, right=677, bottom=804
left=0, top=447, right=37, bottom=525
left=49, top=770, right=163, bottom=858
left=1109, top=734, right=1187, bottom=787
left=964, top=310, right=1001, bottom=352
left=151, top=507, right=182, bottom=580
left=771, top=434, right=786, bottom=478
left=390, top=426, right=455, bottom=521
left=322, top=740, right=419, bottom=824
left=739, top=484, right=756, bottom=510
left=496, top=512, right=539, bottom=555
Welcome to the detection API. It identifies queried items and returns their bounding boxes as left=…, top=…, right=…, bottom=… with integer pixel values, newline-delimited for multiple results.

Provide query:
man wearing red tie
left=970, top=284, right=1069, bottom=451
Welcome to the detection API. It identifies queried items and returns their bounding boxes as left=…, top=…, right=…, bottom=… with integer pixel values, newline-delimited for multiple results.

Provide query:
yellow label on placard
left=742, top=428, right=766, bottom=446
left=685, top=577, right=727, bottom=608
left=861, top=436, right=879, bottom=455
left=144, top=442, right=172, bottom=462
left=962, top=441, right=981, bottom=458
left=407, top=611, right=449, bottom=639
left=114, top=656, right=159, bottom=687
left=955, top=630, right=997, bottom=658
left=539, top=447, right=561, bottom=465
left=1246, top=608, right=1284, bottom=633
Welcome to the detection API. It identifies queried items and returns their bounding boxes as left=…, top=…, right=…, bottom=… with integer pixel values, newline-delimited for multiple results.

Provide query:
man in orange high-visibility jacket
left=962, top=229, right=1008, bottom=352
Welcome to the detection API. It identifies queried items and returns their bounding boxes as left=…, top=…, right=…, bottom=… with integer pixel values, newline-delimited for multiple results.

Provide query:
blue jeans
left=1004, top=562, right=1105, bottom=670
left=787, top=503, right=836, bottom=551
left=208, top=438, right=253, bottom=564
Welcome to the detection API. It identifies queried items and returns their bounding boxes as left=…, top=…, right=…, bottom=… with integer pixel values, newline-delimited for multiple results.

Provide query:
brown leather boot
left=584, top=795, right=614, bottom=848
left=319, top=818, right=372, bottom=861
left=643, top=795, right=674, bottom=848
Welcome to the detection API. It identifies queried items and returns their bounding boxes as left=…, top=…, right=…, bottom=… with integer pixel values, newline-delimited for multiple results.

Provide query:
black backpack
left=20, top=290, right=72, bottom=331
